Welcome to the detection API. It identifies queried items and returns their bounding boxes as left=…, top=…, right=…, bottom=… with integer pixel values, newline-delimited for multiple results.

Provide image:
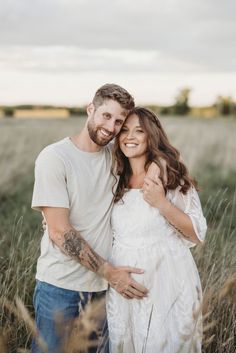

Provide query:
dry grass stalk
left=202, top=320, right=217, bottom=333
left=0, top=330, right=9, bottom=353
left=1, top=296, right=107, bottom=353
left=203, top=334, right=215, bottom=347
left=0, top=297, right=48, bottom=353
left=64, top=297, right=106, bottom=353
left=218, top=275, right=236, bottom=304
left=14, top=297, right=49, bottom=353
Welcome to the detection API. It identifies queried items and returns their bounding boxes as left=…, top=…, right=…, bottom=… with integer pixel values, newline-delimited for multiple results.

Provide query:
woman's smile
left=119, top=114, right=148, bottom=158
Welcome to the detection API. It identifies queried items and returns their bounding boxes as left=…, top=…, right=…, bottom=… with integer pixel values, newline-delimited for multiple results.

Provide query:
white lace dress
left=106, top=186, right=207, bottom=353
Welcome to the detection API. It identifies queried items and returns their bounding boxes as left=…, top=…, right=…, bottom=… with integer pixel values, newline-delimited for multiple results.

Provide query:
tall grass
left=0, top=117, right=236, bottom=352
left=195, top=187, right=236, bottom=352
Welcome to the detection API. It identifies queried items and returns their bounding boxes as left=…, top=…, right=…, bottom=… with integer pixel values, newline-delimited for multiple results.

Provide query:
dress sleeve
left=168, top=186, right=207, bottom=247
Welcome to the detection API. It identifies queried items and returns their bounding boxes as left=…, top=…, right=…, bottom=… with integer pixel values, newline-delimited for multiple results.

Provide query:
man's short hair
left=92, top=83, right=135, bottom=111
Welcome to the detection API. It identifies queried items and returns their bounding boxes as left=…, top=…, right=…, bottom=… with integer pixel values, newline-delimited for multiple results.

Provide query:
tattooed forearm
left=62, top=229, right=105, bottom=273
left=86, top=252, right=101, bottom=272
left=63, top=229, right=83, bottom=256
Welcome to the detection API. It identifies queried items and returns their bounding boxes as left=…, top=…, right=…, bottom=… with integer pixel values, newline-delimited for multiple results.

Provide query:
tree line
left=1, top=89, right=236, bottom=118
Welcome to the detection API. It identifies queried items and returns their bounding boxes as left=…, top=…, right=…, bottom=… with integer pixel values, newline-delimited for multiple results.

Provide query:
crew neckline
left=66, top=137, right=103, bottom=155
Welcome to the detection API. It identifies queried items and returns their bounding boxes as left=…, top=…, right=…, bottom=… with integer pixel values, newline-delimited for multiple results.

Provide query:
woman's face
left=118, top=114, right=148, bottom=159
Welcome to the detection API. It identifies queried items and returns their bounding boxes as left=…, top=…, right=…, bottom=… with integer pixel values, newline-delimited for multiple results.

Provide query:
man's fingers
left=117, top=266, right=149, bottom=293
left=122, top=292, right=132, bottom=300
left=130, top=280, right=149, bottom=294
left=126, top=286, right=148, bottom=298
left=110, top=266, right=149, bottom=297
left=121, top=285, right=148, bottom=299
left=120, top=266, right=144, bottom=274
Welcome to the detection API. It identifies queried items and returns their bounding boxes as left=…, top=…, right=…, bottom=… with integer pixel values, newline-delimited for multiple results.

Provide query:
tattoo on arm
left=63, top=229, right=83, bottom=256
left=62, top=229, right=104, bottom=273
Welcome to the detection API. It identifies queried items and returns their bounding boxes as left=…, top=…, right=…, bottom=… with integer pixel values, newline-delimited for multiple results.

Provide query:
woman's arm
left=142, top=176, right=206, bottom=244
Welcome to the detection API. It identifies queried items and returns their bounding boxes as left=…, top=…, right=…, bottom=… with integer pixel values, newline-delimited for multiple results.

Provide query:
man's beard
left=87, top=119, right=114, bottom=146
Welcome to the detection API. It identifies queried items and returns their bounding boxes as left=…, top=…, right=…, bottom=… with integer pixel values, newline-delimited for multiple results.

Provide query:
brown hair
left=92, top=83, right=135, bottom=111
left=113, top=107, right=197, bottom=202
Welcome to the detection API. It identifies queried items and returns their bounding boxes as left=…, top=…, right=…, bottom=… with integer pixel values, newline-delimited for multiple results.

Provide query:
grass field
left=0, top=116, right=236, bottom=352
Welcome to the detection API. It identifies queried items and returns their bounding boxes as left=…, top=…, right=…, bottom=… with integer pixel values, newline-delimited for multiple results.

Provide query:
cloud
left=0, top=46, right=207, bottom=74
left=0, top=0, right=235, bottom=106
left=0, top=0, right=235, bottom=72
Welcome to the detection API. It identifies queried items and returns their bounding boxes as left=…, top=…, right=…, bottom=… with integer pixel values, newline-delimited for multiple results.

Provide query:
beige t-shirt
left=32, top=137, right=117, bottom=292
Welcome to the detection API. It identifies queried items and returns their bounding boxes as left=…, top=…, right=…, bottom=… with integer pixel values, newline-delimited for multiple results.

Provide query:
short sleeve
left=31, top=148, right=70, bottom=211
left=168, top=186, right=207, bottom=247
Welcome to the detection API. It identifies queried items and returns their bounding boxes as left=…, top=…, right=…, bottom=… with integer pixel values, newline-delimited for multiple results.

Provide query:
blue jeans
left=31, top=280, right=109, bottom=353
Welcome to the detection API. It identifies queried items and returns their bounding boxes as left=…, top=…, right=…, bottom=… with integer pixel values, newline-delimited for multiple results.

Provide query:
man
left=31, top=83, right=148, bottom=353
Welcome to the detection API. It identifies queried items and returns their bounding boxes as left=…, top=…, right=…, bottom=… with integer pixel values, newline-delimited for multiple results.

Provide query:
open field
left=0, top=117, right=236, bottom=352
left=0, top=116, right=235, bottom=192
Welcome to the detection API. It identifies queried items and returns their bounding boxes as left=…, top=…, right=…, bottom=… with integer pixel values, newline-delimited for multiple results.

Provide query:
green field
left=0, top=117, right=236, bottom=352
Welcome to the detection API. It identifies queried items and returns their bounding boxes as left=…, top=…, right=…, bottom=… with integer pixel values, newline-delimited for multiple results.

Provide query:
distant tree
left=3, top=107, right=14, bottom=117
left=145, top=105, right=162, bottom=115
left=215, top=95, right=235, bottom=116
left=15, top=105, right=35, bottom=109
left=159, top=106, right=173, bottom=115
left=145, top=105, right=173, bottom=116
left=172, top=88, right=191, bottom=115
left=68, top=107, right=87, bottom=116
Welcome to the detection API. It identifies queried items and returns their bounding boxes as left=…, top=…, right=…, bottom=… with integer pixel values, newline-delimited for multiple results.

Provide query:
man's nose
left=106, top=119, right=116, bottom=133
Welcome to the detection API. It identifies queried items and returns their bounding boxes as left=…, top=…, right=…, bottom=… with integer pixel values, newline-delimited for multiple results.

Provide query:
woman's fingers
left=41, top=219, right=47, bottom=231
left=146, top=162, right=160, bottom=181
left=144, top=176, right=162, bottom=186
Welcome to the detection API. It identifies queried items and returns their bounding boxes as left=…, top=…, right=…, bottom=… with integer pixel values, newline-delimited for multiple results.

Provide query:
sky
left=0, top=0, right=236, bottom=106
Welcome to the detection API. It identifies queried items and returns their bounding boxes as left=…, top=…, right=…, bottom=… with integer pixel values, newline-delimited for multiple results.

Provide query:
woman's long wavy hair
left=112, top=107, right=197, bottom=202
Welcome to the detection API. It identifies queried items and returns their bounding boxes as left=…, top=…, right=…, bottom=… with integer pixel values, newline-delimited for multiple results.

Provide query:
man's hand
left=99, top=262, right=148, bottom=300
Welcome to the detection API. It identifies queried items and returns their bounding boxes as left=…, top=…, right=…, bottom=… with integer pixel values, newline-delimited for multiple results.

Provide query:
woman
left=106, top=107, right=207, bottom=353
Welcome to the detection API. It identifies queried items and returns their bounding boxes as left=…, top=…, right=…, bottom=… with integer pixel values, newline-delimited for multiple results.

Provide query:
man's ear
left=87, top=103, right=95, bottom=117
